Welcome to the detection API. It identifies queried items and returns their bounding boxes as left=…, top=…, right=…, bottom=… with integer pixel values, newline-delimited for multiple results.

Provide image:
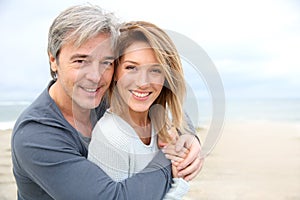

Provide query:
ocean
left=0, top=98, right=299, bottom=130
left=226, top=98, right=300, bottom=122
left=0, top=101, right=31, bottom=130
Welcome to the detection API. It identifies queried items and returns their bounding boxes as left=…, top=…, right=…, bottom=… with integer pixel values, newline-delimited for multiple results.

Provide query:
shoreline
left=1, top=120, right=299, bottom=200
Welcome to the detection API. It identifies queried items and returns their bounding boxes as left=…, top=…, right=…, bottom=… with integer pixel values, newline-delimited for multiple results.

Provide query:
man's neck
left=49, top=82, right=92, bottom=137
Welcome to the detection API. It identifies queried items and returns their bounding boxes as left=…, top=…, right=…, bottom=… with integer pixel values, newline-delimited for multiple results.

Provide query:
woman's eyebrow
left=122, top=60, right=139, bottom=65
left=122, top=60, right=161, bottom=67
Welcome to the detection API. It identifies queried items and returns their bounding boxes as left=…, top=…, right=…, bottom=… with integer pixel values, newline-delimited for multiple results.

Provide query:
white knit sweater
left=88, top=110, right=189, bottom=199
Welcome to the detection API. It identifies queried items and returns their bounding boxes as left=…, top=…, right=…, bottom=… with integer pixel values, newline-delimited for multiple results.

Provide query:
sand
left=185, top=120, right=300, bottom=200
left=1, top=120, right=299, bottom=200
left=0, top=129, right=17, bottom=200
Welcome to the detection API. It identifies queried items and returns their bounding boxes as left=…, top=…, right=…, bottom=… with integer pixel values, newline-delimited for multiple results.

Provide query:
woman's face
left=115, top=41, right=165, bottom=114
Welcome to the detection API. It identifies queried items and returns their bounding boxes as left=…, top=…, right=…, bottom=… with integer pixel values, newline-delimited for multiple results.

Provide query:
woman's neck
left=119, top=109, right=152, bottom=145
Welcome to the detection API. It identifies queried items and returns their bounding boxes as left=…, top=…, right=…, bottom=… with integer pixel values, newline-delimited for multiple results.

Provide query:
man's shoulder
left=14, top=85, right=65, bottom=130
left=11, top=86, right=75, bottom=148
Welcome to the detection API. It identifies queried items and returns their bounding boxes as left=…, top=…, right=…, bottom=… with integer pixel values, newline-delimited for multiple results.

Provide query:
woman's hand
left=166, top=142, right=189, bottom=178
left=162, top=134, right=204, bottom=181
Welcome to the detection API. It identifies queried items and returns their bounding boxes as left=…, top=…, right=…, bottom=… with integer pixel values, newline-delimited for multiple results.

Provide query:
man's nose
left=86, top=63, right=105, bottom=82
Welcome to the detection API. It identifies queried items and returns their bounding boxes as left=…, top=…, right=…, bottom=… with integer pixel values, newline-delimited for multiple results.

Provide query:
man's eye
left=101, top=61, right=113, bottom=66
left=74, top=60, right=84, bottom=63
left=100, top=61, right=114, bottom=70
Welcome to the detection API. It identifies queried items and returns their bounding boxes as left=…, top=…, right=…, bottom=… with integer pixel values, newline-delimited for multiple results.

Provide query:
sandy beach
left=0, top=129, right=17, bottom=200
left=1, top=120, right=299, bottom=200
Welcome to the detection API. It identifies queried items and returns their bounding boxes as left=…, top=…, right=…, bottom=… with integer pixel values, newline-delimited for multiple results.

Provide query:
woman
left=88, top=21, right=192, bottom=199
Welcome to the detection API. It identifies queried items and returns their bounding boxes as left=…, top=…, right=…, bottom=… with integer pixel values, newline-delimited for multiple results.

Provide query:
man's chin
left=73, top=99, right=101, bottom=111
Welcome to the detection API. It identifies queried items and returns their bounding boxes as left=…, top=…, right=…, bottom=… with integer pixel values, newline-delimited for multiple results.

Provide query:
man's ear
left=49, top=52, right=58, bottom=72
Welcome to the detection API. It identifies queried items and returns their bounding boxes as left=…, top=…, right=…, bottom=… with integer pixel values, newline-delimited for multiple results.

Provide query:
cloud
left=0, top=0, right=299, bottom=101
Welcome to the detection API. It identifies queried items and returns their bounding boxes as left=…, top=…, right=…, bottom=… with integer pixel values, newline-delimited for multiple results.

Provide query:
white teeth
left=131, top=91, right=149, bottom=98
left=84, top=88, right=97, bottom=92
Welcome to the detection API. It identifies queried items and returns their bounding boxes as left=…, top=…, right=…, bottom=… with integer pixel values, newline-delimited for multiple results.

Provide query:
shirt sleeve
left=12, top=122, right=172, bottom=200
left=163, top=178, right=190, bottom=200
left=178, top=111, right=201, bottom=144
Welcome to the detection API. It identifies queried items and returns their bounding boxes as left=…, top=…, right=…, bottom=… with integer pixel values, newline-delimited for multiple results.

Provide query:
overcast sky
left=1, top=0, right=300, bottom=101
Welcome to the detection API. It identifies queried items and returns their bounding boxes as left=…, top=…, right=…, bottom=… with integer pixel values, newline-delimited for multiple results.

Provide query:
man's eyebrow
left=70, top=54, right=89, bottom=60
left=70, top=54, right=115, bottom=61
left=103, top=56, right=115, bottom=60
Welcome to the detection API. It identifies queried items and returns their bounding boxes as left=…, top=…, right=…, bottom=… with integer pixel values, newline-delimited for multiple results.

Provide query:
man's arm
left=12, top=123, right=172, bottom=200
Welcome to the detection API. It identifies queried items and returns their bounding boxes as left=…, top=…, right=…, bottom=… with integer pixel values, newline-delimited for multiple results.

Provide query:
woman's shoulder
left=98, top=110, right=137, bottom=135
left=92, top=111, right=134, bottom=148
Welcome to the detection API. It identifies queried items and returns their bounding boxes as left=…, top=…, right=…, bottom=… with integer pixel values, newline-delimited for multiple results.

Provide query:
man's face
left=50, top=33, right=114, bottom=111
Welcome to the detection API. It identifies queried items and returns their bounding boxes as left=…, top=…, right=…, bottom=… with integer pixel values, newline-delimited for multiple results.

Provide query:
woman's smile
left=130, top=90, right=152, bottom=99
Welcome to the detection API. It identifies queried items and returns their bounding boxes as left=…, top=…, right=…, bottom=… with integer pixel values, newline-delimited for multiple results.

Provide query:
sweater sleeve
left=12, top=121, right=172, bottom=200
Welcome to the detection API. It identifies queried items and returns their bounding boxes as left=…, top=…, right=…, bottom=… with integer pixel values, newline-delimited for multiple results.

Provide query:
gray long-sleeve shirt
left=11, top=81, right=172, bottom=200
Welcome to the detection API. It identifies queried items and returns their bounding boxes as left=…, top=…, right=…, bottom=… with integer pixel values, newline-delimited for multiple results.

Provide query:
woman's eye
left=151, top=68, right=162, bottom=74
left=125, top=65, right=136, bottom=70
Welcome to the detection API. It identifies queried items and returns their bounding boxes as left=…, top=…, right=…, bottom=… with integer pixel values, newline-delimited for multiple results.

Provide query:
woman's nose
left=136, top=71, right=150, bottom=88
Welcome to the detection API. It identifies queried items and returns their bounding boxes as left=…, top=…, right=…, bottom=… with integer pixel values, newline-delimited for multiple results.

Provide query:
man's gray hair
left=47, top=4, right=119, bottom=79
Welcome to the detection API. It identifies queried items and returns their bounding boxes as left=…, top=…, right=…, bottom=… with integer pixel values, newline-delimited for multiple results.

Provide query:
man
left=11, top=4, right=203, bottom=200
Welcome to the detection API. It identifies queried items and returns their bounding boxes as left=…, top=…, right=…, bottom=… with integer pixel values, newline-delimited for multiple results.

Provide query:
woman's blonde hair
left=111, top=21, right=188, bottom=143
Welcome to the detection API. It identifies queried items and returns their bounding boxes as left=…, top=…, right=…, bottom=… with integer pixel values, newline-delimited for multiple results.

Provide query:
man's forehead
left=84, top=43, right=114, bottom=58
left=68, top=41, right=114, bottom=58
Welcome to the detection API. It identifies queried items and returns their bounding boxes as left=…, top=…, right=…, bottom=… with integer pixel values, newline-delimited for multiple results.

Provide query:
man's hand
left=162, top=134, right=204, bottom=181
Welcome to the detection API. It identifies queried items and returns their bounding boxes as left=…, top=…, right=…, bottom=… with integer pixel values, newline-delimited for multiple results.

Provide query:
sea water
left=1, top=98, right=299, bottom=130
left=226, top=98, right=300, bottom=122
left=0, top=101, right=30, bottom=130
